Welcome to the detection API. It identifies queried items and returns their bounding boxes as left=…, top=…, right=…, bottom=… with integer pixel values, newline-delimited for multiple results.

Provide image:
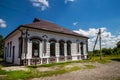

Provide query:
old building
left=4, top=18, right=88, bottom=65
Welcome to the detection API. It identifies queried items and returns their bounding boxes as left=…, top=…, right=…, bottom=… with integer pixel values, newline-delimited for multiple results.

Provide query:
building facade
left=4, top=18, right=89, bottom=65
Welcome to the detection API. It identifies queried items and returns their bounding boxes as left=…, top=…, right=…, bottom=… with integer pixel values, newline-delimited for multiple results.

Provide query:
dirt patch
left=2, top=66, right=28, bottom=71
left=0, top=75, right=7, bottom=77
left=36, top=67, right=53, bottom=72
left=31, top=61, right=120, bottom=80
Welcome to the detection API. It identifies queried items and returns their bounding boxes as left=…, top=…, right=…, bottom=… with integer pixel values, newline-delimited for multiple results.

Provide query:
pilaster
left=84, top=43, right=87, bottom=59
left=40, top=42, right=43, bottom=58
left=56, top=42, right=59, bottom=62
left=64, top=43, right=67, bottom=61
left=46, top=42, right=50, bottom=57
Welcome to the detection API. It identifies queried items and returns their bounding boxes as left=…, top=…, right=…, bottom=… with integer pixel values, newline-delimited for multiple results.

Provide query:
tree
left=102, top=48, right=107, bottom=56
left=0, top=34, right=4, bottom=58
left=117, top=41, right=120, bottom=48
left=93, top=50, right=100, bottom=56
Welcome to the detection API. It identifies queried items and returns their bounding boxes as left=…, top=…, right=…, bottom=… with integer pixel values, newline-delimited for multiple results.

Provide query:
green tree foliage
left=116, top=41, right=120, bottom=48
left=113, top=41, right=120, bottom=55
left=93, top=50, right=100, bottom=56
left=101, top=41, right=120, bottom=56
left=89, top=41, right=120, bottom=58
left=0, top=34, right=4, bottom=58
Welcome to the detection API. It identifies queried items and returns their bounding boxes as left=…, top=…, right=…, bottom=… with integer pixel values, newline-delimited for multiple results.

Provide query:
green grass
left=0, top=70, right=32, bottom=80
left=7, top=70, right=32, bottom=80
left=0, top=55, right=120, bottom=80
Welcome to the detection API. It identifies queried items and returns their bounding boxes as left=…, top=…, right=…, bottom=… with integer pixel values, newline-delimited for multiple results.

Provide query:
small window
left=77, top=43, right=79, bottom=53
left=67, top=41, right=71, bottom=55
left=50, top=41, right=56, bottom=56
left=10, top=41, right=12, bottom=57
left=18, top=37, right=23, bottom=58
left=59, top=40, right=65, bottom=56
left=81, top=42, right=84, bottom=55
left=7, top=42, right=9, bottom=57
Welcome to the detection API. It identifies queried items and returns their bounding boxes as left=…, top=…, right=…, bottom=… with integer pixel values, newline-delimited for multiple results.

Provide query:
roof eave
left=21, top=25, right=89, bottom=39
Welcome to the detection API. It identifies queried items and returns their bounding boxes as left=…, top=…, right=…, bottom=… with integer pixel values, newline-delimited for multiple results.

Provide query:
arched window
left=50, top=42, right=55, bottom=56
left=32, top=39, right=39, bottom=57
left=30, top=36, right=42, bottom=57
left=59, top=40, right=65, bottom=56
left=67, top=41, right=71, bottom=55
left=80, top=42, right=84, bottom=55
left=49, top=39, right=56, bottom=57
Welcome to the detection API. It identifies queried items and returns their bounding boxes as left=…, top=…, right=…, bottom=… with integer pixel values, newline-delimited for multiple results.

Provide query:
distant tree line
left=88, top=41, right=120, bottom=56
left=0, top=34, right=4, bottom=58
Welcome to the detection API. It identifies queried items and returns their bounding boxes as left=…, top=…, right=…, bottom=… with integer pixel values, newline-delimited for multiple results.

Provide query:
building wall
left=4, top=27, right=88, bottom=65
left=25, top=28, right=88, bottom=60
left=4, top=30, right=21, bottom=65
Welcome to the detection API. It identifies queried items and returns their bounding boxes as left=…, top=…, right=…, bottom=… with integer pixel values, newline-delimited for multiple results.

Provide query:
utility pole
left=99, top=29, right=102, bottom=60
left=91, top=29, right=102, bottom=60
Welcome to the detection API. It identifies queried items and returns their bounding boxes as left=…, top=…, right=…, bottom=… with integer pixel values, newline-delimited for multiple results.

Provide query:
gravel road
left=32, top=61, right=120, bottom=80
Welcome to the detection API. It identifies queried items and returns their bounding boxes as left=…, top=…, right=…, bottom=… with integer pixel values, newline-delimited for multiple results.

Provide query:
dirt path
left=32, top=61, right=120, bottom=80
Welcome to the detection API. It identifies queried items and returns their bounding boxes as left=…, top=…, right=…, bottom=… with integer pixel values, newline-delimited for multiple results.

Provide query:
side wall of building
left=4, top=30, right=21, bottom=65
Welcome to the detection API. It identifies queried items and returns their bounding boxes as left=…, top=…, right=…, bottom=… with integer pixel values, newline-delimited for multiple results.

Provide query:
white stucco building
left=4, top=18, right=89, bottom=65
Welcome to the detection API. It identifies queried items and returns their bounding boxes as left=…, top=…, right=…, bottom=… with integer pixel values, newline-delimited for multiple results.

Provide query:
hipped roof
left=21, top=18, right=88, bottom=38
left=5, top=18, right=88, bottom=40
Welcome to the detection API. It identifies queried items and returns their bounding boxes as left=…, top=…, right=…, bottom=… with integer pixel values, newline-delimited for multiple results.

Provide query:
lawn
left=0, top=55, right=120, bottom=80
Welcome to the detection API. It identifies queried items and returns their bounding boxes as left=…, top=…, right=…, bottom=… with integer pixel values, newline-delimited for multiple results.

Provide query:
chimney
left=33, top=18, right=41, bottom=22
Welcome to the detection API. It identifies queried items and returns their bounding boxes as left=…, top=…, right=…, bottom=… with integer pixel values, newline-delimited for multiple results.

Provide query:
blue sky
left=0, top=0, right=120, bottom=50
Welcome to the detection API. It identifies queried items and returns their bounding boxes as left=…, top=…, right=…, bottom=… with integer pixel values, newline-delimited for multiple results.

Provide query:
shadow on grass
left=111, top=58, right=120, bottom=62
left=0, top=58, right=20, bottom=67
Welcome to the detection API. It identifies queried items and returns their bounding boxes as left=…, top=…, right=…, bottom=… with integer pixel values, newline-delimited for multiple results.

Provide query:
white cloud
left=0, top=19, right=7, bottom=28
left=73, top=22, right=78, bottom=26
left=64, top=0, right=75, bottom=4
left=74, top=27, right=120, bottom=51
left=30, top=0, right=49, bottom=11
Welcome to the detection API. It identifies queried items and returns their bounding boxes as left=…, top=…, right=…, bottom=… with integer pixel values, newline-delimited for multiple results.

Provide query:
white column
left=46, top=42, right=50, bottom=57
left=27, top=39, right=32, bottom=65
left=56, top=42, right=59, bottom=62
left=27, top=39, right=32, bottom=59
left=71, top=43, right=77, bottom=60
left=40, top=41, right=43, bottom=64
left=64, top=43, right=67, bottom=61
left=41, top=58, right=43, bottom=64
left=47, top=58, right=49, bottom=64
left=28, top=59, right=31, bottom=65
left=46, top=42, right=50, bottom=64
left=39, top=42, right=42, bottom=58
